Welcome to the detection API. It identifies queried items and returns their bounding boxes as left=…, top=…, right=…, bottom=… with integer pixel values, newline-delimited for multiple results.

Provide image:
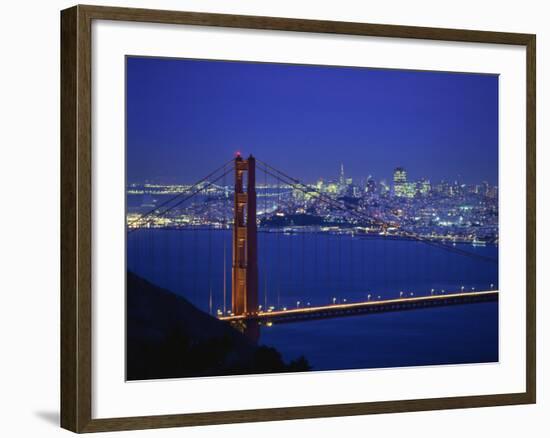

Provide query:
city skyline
left=128, top=161, right=498, bottom=188
left=125, top=56, right=499, bottom=379
left=127, top=57, right=499, bottom=186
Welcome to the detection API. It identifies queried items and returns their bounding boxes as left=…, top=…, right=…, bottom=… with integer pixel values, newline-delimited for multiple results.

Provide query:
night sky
left=126, top=56, right=498, bottom=185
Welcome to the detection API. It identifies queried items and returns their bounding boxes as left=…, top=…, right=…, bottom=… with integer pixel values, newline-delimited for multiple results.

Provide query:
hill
left=127, top=271, right=309, bottom=380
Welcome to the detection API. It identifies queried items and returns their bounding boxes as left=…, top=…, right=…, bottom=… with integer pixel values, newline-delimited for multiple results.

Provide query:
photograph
left=125, top=56, right=499, bottom=381
left=0, top=0, right=542, bottom=435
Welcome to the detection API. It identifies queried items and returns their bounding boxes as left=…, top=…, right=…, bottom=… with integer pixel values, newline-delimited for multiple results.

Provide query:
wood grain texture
left=78, top=4, right=534, bottom=45
left=60, top=4, right=537, bottom=433
left=525, top=35, right=536, bottom=404
left=60, top=5, right=78, bottom=432
left=61, top=5, right=94, bottom=432
left=81, top=393, right=534, bottom=433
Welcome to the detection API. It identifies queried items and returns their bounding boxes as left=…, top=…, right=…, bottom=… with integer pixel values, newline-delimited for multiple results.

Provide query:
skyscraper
left=338, top=163, right=353, bottom=195
left=418, top=178, right=431, bottom=196
left=393, top=167, right=407, bottom=197
left=393, top=167, right=407, bottom=184
left=339, top=163, right=346, bottom=193
left=366, top=176, right=376, bottom=194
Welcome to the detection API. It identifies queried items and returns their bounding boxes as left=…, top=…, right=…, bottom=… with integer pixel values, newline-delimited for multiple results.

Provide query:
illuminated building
left=366, top=176, right=376, bottom=194
left=393, top=167, right=407, bottom=197
left=418, top=179, right=431, bottom=196
left=326, top=182, right=339, bottom=194
left=339, top=163, right=346, bottom=193
left=487, top=185, right=498, bottom=199
left=293, top=188, right=305, bottom=200
left=402, top=182, right=417, bottom=198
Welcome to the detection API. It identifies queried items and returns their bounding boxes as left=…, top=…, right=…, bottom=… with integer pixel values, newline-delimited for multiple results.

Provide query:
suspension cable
left=256, top=160, right=497, bottom=264
left=127, top=158, right=233, bottom=229
left=128, top=166, right=233, bottom=233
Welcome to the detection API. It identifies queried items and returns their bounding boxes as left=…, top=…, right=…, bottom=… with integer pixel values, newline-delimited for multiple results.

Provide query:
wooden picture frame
left=61, top=4, right=536, bottom=433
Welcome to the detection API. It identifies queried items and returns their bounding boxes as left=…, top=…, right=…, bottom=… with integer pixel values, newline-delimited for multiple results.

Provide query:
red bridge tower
left=232, top=154, right=258, bottom=316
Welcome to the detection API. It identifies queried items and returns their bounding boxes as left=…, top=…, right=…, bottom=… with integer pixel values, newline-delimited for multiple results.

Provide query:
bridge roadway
left=218, top=290, right=499, bottom=324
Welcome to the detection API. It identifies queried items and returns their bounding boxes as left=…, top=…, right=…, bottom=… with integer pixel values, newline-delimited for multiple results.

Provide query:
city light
left=126, top=163, right=499, bottom=248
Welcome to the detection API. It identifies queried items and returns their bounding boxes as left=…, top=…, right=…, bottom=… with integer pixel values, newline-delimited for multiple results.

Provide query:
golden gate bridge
left=127, top=154, right=498, bottom=328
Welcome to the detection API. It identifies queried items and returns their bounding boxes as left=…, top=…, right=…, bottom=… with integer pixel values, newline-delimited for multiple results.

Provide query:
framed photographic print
left=60, top=5, right=536, bottom=433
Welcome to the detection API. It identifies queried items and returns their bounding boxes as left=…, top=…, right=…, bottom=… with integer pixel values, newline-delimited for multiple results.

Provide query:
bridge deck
left=218, top=290, right=498, bottom=324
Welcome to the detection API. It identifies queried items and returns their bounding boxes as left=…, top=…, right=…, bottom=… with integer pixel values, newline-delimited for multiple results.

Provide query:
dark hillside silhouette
left=127, top=271, right=310, bottom=380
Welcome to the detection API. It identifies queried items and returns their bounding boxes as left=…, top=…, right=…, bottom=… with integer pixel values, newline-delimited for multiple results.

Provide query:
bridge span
left=219, top=290, right=498, bottom=324
left=129, top=155, right=499, bottom=324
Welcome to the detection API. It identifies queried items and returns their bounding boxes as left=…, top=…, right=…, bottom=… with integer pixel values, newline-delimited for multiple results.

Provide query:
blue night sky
left=126, top=56, right=498, bottom=185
